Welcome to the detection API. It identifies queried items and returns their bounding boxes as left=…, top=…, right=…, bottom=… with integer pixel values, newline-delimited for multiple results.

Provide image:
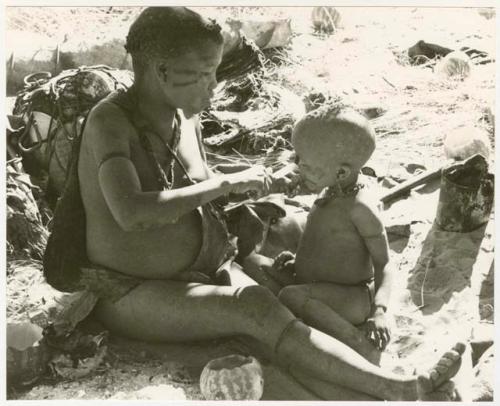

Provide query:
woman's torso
left=79, top=91, right=220, bottom=279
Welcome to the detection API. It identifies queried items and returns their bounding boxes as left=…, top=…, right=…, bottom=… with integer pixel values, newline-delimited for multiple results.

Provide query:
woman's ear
left=336, top=164, right=351, bottom=181
left=155, top=61, right=168, bottom=83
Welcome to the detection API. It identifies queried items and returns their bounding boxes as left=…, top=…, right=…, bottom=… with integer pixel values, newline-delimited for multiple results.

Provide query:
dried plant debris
left=217, top=35, right=265, bottom=83
left=6, top=161, right=49, bottom=260
left=49, top=333, right=108, bottom=381
left=203, top=78, right=306, bottom=154
left=7, top=322, right=51, bottom=387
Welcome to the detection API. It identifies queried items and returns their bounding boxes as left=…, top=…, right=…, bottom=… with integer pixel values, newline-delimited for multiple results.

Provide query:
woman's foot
left=416, top=342, right=466, bottom=400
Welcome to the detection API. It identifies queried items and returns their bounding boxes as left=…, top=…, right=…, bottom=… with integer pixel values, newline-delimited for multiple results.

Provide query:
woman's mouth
left=202, top=98, right=212, bottom=109
left=302, top=178, right=318, bottom=191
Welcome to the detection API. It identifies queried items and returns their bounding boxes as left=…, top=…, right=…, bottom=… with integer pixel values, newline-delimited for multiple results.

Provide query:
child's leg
left=278, top=282, right=379, bottom=363
left=279, top=282, right=372, bottom=325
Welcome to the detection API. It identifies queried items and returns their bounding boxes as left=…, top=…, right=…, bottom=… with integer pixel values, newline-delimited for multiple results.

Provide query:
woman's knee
left=236, top=285, right=290, bottom=323
left=237, top=285, right=278, bottom=310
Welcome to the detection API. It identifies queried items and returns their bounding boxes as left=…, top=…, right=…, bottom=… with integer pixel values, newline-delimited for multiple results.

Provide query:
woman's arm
left=87, top=103, right=270, bottom=231
left=99, top=158, right=268, bottom=230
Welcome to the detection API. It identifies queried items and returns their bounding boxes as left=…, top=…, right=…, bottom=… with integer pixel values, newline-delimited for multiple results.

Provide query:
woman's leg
left=290, top=369, right=379, bottom=401
left=94, top=281, right=464, bottom=401
left=94, top=281, right=291, bottom=344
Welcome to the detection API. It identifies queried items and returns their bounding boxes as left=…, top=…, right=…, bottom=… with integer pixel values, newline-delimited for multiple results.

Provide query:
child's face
left=294, top=141, right=339, bottom=193
left=162, top=39, right=223, bottom=116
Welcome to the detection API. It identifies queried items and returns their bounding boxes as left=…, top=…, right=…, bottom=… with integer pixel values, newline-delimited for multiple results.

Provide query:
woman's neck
left=132, top=80, right=177, bottom=141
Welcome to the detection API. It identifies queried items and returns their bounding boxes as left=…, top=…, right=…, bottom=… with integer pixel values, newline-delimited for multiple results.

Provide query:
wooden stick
left=379, top=166, right=443, bottom=204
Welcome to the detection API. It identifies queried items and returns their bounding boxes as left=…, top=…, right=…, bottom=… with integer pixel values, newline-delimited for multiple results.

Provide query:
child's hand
left=259, top=251, right=296, bottom=286
left=365, top=307, right=391, bottom=350
left=273, top=251, right=295, bottom=271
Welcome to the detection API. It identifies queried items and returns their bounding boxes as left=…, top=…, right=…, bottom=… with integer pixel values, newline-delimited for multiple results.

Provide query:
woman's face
left=162, top=39, right=223, bottom=117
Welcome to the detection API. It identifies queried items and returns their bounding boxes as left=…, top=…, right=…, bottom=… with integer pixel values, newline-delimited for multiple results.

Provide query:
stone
left=471, top=346, right=494, bottom=401
left=470, top=323, right=494, bottom=366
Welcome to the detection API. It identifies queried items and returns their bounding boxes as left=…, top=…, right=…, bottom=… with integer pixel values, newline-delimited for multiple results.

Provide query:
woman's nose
left=207, top=72, right=217, bottom=91
left=208, top=79, right=217, bottom=92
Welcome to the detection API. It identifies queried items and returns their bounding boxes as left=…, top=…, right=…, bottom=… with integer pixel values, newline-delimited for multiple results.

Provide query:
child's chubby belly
left=294, top=203, right=373, bottom=285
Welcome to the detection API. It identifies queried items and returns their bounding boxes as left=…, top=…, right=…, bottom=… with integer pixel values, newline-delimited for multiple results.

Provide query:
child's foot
left=416, top=342, right=466, bottom=400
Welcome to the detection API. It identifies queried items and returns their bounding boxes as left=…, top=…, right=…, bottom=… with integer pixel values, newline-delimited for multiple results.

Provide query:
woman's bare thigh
left=94, top=277, right=295, bottom=344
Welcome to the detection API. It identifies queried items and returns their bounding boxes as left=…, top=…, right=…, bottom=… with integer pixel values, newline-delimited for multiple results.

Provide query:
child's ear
left=336, top=164, right=351, bottom=181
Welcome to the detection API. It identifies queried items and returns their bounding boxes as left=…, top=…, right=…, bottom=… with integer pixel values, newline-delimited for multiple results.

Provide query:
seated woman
left=68, top=6, right=464, bottom=401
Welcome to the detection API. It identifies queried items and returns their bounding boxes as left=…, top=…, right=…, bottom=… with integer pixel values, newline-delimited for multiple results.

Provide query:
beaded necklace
left=135, top=107, right=229, bottom=230
left=123, top=87, right=229, bottom=234
left=314, top=181, right=365, bottom=207
left=137, top=114, right=181, bottom=190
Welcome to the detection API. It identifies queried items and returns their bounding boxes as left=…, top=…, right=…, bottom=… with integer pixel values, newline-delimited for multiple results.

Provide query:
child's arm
left=351, top=200, right=392, bottom=349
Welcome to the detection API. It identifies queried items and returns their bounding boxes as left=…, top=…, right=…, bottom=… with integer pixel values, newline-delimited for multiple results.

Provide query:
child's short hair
left=292, top=105, right=376, bottom=171
left=125, top=7, right=223, bottom=76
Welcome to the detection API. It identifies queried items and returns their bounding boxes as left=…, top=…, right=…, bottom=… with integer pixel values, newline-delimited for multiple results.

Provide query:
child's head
left=292, top=105, right=375, bottom=192
left=125, top=7, right=224, bottom=115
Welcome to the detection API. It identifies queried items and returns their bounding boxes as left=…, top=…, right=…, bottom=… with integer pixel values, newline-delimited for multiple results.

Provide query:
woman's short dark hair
left=125, top=7, right=223, bottom=75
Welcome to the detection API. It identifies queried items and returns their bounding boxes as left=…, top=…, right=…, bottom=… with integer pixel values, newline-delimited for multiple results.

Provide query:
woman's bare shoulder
left=88, top=98, right=129, bottom=127
left=85, top=99, right=136, bottom=142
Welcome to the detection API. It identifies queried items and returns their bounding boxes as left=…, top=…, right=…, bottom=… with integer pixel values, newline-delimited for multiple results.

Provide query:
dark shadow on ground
left=406, top=222, right=487, bottom=315
left=478, top=259, right=494, bottom=322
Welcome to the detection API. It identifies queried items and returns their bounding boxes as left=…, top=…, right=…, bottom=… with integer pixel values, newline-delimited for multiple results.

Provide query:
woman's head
left=125, top=7, right=224, bottom=115
left=126, top=7, right=223, bottom=75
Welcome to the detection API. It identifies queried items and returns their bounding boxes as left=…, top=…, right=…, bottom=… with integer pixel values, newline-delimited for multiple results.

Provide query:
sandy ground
left=9, top=188, right=494, bottom=401
left=6, top=6, right=495, bottom=401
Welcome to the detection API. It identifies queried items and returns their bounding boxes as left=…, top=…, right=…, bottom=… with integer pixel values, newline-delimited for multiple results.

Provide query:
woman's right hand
left=225, top=165, right=272, bottom=198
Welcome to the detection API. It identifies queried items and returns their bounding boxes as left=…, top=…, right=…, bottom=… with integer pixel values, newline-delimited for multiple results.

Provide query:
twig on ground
left=418, top=256, right=433, bottom=310
left=382, top=76, right=397, bottom=89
